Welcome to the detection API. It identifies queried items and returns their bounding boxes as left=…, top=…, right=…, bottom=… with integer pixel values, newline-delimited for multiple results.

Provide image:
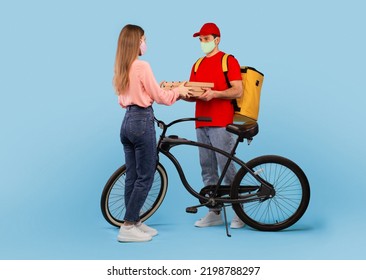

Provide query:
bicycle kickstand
left=222, top=205, right=231, bottom=237
left=186, top=203, right=231, bottom=237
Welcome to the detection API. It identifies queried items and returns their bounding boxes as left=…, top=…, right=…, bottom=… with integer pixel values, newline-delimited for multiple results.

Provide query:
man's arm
left=198, top=80, right=242, bottom=101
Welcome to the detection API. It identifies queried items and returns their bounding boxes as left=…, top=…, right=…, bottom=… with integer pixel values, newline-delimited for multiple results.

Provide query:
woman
left=113, top=24, right=190, bottom=242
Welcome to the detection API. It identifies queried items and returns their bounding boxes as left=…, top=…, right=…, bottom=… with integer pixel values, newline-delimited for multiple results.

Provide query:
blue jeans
left=196, top=127, right=237, bottom=187
left=120, top=106, right=157, bottom=223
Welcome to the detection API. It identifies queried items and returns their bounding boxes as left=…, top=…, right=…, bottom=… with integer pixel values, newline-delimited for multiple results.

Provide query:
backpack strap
left=222, top=53, right=230, bottom=73
left=222, top=53, right=241, bottom=111
left=222, top=53, right=232, bottom=88
left=194, top=57, right=205, bottom=74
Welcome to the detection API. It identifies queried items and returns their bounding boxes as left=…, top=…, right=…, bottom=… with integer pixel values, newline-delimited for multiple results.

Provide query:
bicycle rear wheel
left=231, top=155, right=310, bottom=231
left=100, top=162, right=168, bottom=227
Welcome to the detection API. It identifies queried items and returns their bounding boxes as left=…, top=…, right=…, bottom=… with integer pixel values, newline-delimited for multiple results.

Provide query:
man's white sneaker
left=136, top=222, right=158, bottom=237
left=194, top=211, right=224, bottom=227
left=230, top=214, right=245, bottom=229
left=117, top=225, right=152, bottom=242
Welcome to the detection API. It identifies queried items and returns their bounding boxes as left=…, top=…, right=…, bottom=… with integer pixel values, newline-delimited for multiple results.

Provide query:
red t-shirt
left=189, top=51, right=242, bottom=128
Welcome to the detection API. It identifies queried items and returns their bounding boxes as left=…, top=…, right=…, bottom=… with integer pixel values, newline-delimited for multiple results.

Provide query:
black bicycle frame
left=156, top=122, right=274, bottom=205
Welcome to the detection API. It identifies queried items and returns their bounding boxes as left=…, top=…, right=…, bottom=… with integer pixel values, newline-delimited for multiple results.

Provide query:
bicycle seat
left=226, top=122, right=259, bottom=142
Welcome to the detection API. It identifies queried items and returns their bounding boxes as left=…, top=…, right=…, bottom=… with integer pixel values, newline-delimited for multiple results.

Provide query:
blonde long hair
left=113, top=24, right=144, bottom=95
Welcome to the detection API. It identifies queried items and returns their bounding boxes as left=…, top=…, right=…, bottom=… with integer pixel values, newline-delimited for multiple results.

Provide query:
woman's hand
left=177, top=81, right=193, bottom=99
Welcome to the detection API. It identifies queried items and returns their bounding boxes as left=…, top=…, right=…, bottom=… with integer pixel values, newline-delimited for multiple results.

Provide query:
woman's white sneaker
left=117, top=225, right=152, bottom=242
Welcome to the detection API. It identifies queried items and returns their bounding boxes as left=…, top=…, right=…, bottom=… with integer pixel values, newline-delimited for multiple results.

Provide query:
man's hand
left=198, top=88, right=216, bottom=101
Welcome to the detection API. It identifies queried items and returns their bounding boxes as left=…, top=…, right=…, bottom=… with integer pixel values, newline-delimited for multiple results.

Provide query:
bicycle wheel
left=100, top=162, right=168, bottom=227
left=231, top=155, right=310, bottom=231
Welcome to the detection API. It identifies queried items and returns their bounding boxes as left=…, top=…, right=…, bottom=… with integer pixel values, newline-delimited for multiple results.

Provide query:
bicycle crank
left=198, top=185, right=229, bottom=208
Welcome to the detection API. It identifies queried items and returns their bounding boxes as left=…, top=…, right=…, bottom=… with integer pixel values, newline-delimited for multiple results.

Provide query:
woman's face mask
left=200, top=38, right=216, bottom=54
left=140, top=40, right=147, bottom=56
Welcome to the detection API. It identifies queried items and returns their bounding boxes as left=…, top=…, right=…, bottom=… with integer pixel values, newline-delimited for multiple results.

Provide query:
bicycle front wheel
left=231, top=155, right=310, bottom=231
left=100, top=162, right=168, bottom=227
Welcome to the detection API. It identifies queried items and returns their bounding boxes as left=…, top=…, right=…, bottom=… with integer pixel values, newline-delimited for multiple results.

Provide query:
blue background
left=1, top=0, right=365, bottom=259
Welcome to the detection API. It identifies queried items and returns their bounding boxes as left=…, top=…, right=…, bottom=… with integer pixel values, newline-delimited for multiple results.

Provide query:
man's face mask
left=200, top=38, right=216, bottom=54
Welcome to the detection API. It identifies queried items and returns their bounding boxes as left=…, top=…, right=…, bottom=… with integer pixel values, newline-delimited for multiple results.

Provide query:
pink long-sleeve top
left=118, top=59, right=180, bottom=108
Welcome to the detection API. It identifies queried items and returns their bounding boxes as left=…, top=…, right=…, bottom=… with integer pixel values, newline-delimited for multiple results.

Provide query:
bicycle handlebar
left=155, top=117, right=212, bottom=130
left=196, top=117, right=212, bottom=122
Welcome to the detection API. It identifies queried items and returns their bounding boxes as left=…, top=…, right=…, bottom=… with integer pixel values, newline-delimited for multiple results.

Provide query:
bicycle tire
left=100, top=162, right=168, bottom=227
left=231, top=155, right=310, bottom=231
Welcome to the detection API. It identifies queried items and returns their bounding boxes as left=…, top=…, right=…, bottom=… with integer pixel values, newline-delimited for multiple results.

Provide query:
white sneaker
left=194, top=211, right=224, bottom=227
left=136, top=222, right=158, bottom=237
left=117, top=225, right=152, bottom=242
left=230, top=214, right=245, bottom=229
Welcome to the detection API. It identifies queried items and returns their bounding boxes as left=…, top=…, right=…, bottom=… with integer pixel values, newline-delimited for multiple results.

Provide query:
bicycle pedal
left=186, top=207, right=198, bottom=214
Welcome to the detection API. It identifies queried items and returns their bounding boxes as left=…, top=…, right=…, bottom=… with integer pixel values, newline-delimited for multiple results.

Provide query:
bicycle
left=100, top=117, right=310, bottom=236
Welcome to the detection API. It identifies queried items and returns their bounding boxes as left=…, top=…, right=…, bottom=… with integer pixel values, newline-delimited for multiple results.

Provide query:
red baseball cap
left=193, top=23, right=221, bottom=37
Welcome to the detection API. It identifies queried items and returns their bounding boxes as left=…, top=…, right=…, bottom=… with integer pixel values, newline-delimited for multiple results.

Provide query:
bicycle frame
left=100, top=115, right=310, bottom=236
left=155, top=117, right=275, bottom=206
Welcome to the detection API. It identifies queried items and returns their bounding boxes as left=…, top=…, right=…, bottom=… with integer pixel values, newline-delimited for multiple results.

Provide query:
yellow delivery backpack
left=194, top=53, right=264, bottom=123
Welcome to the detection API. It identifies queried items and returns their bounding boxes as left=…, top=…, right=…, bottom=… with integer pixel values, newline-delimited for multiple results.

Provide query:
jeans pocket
left=128, top=116, right=147, bottom=137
